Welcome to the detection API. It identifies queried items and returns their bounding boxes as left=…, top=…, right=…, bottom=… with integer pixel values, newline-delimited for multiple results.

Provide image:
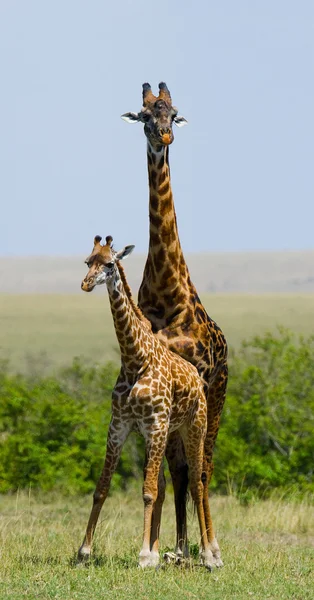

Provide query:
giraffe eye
left=106, top=262, right=114, bottom=269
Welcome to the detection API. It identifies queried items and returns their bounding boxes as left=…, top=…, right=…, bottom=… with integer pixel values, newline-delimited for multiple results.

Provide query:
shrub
left=0, top=360, right=143, bottom=494
left=213, top=329, right=314, bottom=495
left=0, top=330, right=313, bottom=495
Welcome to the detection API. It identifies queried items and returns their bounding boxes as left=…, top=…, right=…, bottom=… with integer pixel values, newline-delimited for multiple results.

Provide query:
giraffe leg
left=139, top=430, right=168, bottom=568
left=202, top=362, right=228, bottom=567
left=180, top=418, right=214, bottom=570
left=77, top=419, right=130, bottom=561
left=165, top=430, right=189, bottom=559
left=149, top=461, right=166, bottom=562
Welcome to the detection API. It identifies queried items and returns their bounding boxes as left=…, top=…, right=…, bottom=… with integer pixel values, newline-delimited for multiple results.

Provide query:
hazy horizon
left=1, top=247, right=314, bottom=258
left=1, top=1, right=313, bottom=256
left=2, top=249, right=314, bottom=294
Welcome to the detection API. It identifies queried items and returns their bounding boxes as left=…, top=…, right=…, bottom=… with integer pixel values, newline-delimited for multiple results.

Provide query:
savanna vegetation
left=0, top=329, right=313, bottom=497
left=0, top=491, right=313, bottom=600
left=1, top=319, right=313, bottom=598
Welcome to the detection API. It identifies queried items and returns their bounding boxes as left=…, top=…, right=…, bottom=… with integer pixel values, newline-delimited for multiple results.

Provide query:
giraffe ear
left=116, top=245, right=135, bottom=260
left=173, top=115, right=188, bottom=128
left=121, top=112, right=140, bottom=124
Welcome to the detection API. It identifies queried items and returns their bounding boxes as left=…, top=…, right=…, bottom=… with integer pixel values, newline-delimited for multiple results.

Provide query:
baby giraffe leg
left=139, top=432, right=167, bottom=568
left=149, top=463, right=166, bottom=563
left=78, top=420, right=129, bottom=561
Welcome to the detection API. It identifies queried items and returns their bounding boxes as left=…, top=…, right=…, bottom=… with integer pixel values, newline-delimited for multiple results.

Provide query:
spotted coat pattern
left=78, top=237, right=215, bottom=569
left=123, top=83, right=228, bottom=565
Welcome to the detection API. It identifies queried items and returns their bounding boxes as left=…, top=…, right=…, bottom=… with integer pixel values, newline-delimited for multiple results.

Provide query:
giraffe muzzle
left=161, top=132, right=173, bottom=145
left=81, top=280, right=95, bottom=292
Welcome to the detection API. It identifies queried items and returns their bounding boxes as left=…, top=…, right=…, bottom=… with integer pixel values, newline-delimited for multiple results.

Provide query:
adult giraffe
left=122, top=82, right=228, bottom=566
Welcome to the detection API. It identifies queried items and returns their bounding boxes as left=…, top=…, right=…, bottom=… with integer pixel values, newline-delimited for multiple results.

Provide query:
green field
left=0, top=490, right=313, bottom=600
left=1, top=294, right=314, bottom=598
left=1, top=293, right=314, bottom=373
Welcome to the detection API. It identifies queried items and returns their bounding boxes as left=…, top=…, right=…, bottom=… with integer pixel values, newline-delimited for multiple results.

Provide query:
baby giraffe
left=78, top=235, right=214, bottom=569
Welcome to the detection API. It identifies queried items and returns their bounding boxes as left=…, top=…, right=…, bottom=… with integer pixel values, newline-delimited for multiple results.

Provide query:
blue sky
left=0, top=0, right=313, bottom=255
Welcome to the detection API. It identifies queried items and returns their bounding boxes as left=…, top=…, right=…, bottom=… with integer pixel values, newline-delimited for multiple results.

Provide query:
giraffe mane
left=117, top=262, right=152, bottom=331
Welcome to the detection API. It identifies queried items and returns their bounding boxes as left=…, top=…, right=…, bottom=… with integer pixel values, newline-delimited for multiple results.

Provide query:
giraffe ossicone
left=78, top=235, right=216, bottom=569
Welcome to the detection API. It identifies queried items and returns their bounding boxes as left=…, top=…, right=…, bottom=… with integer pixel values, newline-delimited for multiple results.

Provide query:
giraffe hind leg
left=77, top=419, right=130, bottom=561
left=163, top=430, right=189, bottom=563
left=202, top=362, right=228, bottom=567
left=139, top=430, right=168, bottom=568
left=180, top=415, right=214, bottom=570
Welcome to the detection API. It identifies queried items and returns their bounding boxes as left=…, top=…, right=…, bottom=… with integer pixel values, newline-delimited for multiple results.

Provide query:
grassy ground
left=0, top=490, right=313, bottom=600
left=1, top=293, right=314, bottom=373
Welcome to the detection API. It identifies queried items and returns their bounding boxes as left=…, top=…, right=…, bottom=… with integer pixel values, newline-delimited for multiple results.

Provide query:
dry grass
left=0, top=490, right=313, bottom=599
left=1, top=293, right=314, bottom=373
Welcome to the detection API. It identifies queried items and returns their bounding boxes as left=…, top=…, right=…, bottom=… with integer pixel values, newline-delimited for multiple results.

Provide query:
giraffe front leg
left=139, top=431, right=168, bottom=568
left=77, top=419, right=130, bottom=561
left=149, top=462, right=166, bottom=562
left=164, top=430, right=189, bottom=562
left=202, top=364, right=228, bottom=568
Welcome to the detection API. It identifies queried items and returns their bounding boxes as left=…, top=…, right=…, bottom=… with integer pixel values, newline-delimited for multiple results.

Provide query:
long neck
left=147, top=143, right=187, bottom=273
left=138, top=142, right=193, bottom=322
left=106, top=263, right=151, bottom=372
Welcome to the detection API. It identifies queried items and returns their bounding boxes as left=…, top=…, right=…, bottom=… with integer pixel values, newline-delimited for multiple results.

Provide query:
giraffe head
left=121, top=82, right=187, bottom=149
left=81, top=235, right=135, bottom=292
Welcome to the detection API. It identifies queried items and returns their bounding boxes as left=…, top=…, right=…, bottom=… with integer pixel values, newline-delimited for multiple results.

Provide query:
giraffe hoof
left=163, top=551, right=177, bottom=564
left=149, top=550, right=160, bottom=567
left=200, top=549, right=215, bottom=571
left=138, top=549, right=160, bottom=568
left=213, top=556, right=223, bottom=568
left=209, top=538, right=223, bottom=568
left=163, top=552, right=192, bottom=568
left=77, top=545, right=91, bottom=562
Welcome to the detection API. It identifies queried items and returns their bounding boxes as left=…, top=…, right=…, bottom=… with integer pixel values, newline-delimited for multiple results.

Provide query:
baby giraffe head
left=121, top=82, right=187, bottom=149
left=81, top=235, right=135, bottom=292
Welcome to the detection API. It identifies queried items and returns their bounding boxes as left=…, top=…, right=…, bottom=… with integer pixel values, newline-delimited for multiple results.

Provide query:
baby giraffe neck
left=106, top=265, right=150, bottom=373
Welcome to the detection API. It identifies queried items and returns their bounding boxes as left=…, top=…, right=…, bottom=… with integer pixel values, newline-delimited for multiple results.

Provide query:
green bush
left=213, top=329, right=314, bottom=495
left=0, top=360, right=143, bottom=494
left=0, top=329, right=313, bottom=495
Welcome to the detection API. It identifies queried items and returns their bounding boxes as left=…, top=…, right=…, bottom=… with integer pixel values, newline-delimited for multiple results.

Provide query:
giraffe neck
left=138, top=142, right=193, bottom=324
left=147, top=142, right=187, bottom=271
left=106, top=263, right=152, bottom=373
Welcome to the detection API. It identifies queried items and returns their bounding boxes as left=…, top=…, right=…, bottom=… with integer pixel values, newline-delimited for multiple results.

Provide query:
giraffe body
left=78, top=236, right=214, bottom=569
left=122, top=83, right=228, bottom=565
